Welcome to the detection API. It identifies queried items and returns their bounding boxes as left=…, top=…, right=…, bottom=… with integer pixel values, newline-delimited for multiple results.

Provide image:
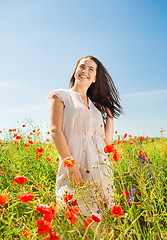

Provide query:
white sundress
left=47, top=88, right=114, bottom=215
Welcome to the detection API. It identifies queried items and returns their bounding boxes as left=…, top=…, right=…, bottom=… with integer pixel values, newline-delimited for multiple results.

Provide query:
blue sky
left=0, top=0, right=167, bottom=138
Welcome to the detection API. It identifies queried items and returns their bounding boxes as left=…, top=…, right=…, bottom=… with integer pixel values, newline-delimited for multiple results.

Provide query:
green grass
left=0, top=121, right=166, bottom=239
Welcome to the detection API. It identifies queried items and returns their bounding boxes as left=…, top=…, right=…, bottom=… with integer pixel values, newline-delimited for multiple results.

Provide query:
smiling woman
left=47, top=56, right=123, bottom=215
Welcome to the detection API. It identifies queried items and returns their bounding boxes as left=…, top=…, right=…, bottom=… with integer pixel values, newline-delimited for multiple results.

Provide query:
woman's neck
left=71, top=86, right=88, bottom=98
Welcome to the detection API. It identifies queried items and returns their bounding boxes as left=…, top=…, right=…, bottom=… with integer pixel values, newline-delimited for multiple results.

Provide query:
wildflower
left=13, top=175, right=27, bottom=185
left=46, top=157, right=51, bottom=162
left=63, top=157, right=75, bottom=168
left=19, top=191, right=35, bottom=203
left=43, top=205, right=57, bottom=222
left=22, top=125, right=26, bottom=127
left=64, top=193, right=73, bottom=202
left=0, top=171, right=5, bottom=175
left=46, top=139, right=50, bottom=142
left=104, top=144, right=116, bottom=153
left=139, top=150, right=147, bottom=159
left=129, top=187, right=136, bottom=195
left=43, top=231, right=61, bottom=240
left=84, top=218, right=94, bottom=228
left=0, top=193, right=8, bottom=205
left=16, top=136, right=22, bottom=140
left=37, top=148, right=44, bottom=153
left=113, top=152, right=122, bottom=162
left=123, top=133, right=127, bottom=139
left=24, top=143, right=30, bottom=147
left=36, top=204, right=50, bottom=215
left=36, top=219, right=52, bottom=236
left=128, top=196, right=134, bottom=203
left=121, top=191, right=129, bottom=197
left=36, top=152, right=43, bottom=159
left=65, top=210, right=77, bottom=224
left=91, top=213, right=101, bottom=222
left=28, top=140, right=34, bottom=144
left=36, top=204, right=57, bottom=222
left=23, top=230, right=29, bottom=239
left=71, top=200, right=78, bottom=206
left=67, top=205, right=79, bottom=215
left=150, top=178, right=154, bottom=181
left=138, top=191, right=141, bottom=196
left=110, top=205, right=124, bottom=217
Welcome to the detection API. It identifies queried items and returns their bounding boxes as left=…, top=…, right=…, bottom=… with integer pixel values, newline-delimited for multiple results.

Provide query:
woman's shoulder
left=47, top=88, right=70, bottom=103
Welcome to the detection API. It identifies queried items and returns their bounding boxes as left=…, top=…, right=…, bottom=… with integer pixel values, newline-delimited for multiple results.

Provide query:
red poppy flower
left=37, top=148, right=44, bottom=153
left=28, top=140, right=33, bottom=144
left=113, top=152, right=122, bottom=162
left=138, top=191, right=141, bottom=196
left=91, top=213, right=101, bottom=222
left=123, top=133, right=127, bottom=139
left=139, top=150, right=147, bottom=158
left=121, top=191, right=129, bottom=197
left=14, top=175, right=27, bottom=185
left=24, top=143, right=30, bottom=147
left=67, top=205, right=79, bottom=215
left=47, top=131, right=50, bottom=134
left=110, top=205, right=124, bottom=217
left=23, top=230, right=29, bottom=239
left=64, top=193, right=73, bottom=202
left=71, top=200, right=78, bottom=206
left=45, top=139, right=50, bottom=142
left=84, top=218, right=94, bottom=228
left=104, top=144, right=116, bottom=153
left=19, top=191, right=35, bottom=203
left=16, top=136, right=22, bottom=140
left=13, top=133, right=18, bottom=138
left=36, top=204, right=50, bottom=215
left=22, top=125, right=26, bottom=127
left=44, top=205, right=57, bottom=222
left=36, top=152, right=43, bottom=159
left=0, top=171, right=5, bottom=175
left=65, top=210, right=77, bottom=224
left=43, top=231, right=61, bottom=240
left=0, top=193, right=8, bottom=205
left=36, top=219, right=52, bottom=236
left=63, top=157, right=75, bottom=168
left=46, top=157, right=51, bottom=162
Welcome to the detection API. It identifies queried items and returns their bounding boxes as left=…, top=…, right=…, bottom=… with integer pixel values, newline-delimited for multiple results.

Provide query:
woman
left=47, top=56, right=123, bottom=215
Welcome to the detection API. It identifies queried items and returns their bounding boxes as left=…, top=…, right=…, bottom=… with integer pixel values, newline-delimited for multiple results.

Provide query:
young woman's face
left=74, top=58, right=97, bottom=87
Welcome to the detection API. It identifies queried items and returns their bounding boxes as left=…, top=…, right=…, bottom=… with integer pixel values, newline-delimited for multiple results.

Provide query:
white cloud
left=121, top=89, right=167, bottom=103
left=0, top=81, right=44, bottom=93
left=0, top=103, right=48, bottom=114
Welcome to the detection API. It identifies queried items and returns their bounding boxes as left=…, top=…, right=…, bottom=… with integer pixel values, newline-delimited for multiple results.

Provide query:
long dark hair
left=70, top=56, right=123, bottom=119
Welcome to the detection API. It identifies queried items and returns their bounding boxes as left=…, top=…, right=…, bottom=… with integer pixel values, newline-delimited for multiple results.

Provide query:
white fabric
left=47, top=88, right=114, bottom=215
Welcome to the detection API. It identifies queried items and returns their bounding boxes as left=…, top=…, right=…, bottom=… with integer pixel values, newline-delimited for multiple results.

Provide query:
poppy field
left=0, top=122, right=166, bottom=239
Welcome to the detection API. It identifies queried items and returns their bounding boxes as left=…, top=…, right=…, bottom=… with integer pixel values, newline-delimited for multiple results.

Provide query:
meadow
left=0, top=121, right=166, bottom=240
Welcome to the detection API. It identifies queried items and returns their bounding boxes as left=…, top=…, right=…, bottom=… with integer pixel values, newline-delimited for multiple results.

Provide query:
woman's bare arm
left=50, top=95, right=72, bottom=159
left=49, top=95, right=83, bottom=186
left=104, top=109, right=114, bottom=145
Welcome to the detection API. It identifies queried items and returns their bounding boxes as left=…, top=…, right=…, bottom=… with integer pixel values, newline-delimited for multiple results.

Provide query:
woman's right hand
left=67, top=165, right=84, bottom=187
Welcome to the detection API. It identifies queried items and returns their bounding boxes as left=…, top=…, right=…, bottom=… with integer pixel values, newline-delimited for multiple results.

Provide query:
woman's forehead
left=78, top=58, right=97, bottom=69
